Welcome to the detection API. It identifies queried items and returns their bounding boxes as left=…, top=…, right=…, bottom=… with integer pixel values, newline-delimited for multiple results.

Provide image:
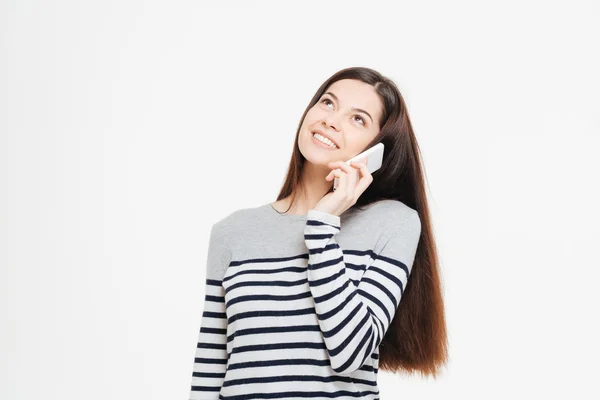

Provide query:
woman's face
left=298, top=78, right=383, bottom=168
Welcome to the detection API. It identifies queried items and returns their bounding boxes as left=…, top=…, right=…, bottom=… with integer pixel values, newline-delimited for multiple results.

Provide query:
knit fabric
left=189, top=199, right=421, bottom=400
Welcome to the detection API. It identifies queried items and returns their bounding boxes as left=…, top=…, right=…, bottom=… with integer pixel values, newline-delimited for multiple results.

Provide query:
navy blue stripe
left=225, top=290, right=313, bottom=308
left=229, top=341, right=327, bottom=355
left=311, top=278, right=354, bottom=304
left=360, top=328, right=376, bottom=366
left=200, top=327, right=226, bottom=335
left=365, top=305, right=384, bottom=341
left=307, top=255, right=344, bottom=270
left=190, top=384, right=221, bottom=392
left=226, top=276, right=308, bottom=292
left=361, top=275, right=402, bottom=306
left=221, top=373, right=376, bottom=388
left=197, top=341, right=226, bottom=350
left=205, top=294, right=224, bottom=303
left=224, top=265, right=307, bottom=283
left=228, top=306, right=316, bottom=324
left=192, top=371, right=226, bottom=378
left=305, top=233, right=334, bottom=240
left=203, top=311, right=226, bottom=319
left=226, top=357, right=330, bottom=371
left=227, top=324, right=322, bottom=340
left=366, top=264, right=407, bottom=295
left=308, top=243, right=339, bottom=254
left=194, top=357, right=227, bottom=365
left=357, top=287, right=392, bottom=325
left=306, top=219, right=340, bottom=229
left=308, top=267, right=345, bottom=287
left=377, top=253, right=409, bottom=277
left=229, top=253, right=308, bottom=267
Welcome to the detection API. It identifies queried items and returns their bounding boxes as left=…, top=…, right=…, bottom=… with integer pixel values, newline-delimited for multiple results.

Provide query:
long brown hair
left=275, top=66, right=448, bottom=378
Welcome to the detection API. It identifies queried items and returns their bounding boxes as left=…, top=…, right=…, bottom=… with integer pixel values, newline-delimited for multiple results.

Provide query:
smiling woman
left=189, top=66, right=448, bottom=400
left=299, top=78, right=383, bottom=167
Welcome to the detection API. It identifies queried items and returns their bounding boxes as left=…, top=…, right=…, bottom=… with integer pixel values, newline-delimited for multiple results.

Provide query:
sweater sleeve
left=189, top=224, right=230, bottom=399
left=303, top=208, right=421, bottom=375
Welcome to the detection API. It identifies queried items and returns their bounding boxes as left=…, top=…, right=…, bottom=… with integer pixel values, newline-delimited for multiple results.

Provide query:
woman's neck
left=275, top=162, right=333, bottom=215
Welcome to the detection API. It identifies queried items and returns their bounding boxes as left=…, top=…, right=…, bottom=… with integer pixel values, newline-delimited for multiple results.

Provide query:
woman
left=190, top=66, right=448, bottom=399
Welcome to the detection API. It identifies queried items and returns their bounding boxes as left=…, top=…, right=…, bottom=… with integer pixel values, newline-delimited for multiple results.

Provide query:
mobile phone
left=333, top=142, right=385, bottom=191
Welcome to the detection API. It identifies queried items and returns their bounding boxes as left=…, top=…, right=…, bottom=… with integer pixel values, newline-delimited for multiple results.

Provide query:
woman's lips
left=311, top=133, right=338, bottom=150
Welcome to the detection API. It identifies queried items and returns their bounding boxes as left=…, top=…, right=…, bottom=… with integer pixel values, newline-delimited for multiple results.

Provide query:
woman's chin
left=300, top=143, right=341, bottom=166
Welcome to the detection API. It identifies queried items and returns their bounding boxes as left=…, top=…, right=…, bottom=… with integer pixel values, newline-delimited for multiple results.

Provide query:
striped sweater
left=190, top=199, right=421, bottom=400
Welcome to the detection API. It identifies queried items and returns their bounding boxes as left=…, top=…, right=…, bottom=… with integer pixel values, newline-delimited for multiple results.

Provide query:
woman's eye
left=354, top=115, right=365, bottom=125
left=321, top=98, right=333, bottom=108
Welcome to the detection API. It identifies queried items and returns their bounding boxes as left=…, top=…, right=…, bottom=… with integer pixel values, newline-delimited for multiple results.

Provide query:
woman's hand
left=313, top=157, right=373, bottom=216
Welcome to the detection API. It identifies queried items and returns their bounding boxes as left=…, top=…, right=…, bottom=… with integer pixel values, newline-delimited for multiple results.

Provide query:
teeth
left=313, top=132, right=337, bottom=149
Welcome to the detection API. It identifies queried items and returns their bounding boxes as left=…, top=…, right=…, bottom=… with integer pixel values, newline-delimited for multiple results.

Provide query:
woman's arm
left=189, top=224, right=229, bottom=399
left=304, top=208, right=421, bottom=375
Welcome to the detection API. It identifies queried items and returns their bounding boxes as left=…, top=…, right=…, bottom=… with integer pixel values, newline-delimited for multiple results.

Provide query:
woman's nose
left=323, top=113, right=341, bottom=131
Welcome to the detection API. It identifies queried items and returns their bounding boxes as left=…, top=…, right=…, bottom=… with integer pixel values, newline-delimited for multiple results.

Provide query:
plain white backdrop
left=1, top=0, right=599, bottom=399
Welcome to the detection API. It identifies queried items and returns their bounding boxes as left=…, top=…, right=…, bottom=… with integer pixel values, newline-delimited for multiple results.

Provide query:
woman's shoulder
left=352, top=199, right=418, bottom=221
left=346, top=199, right=420, bottom=235
left=209, top=203, right=269, bottom=235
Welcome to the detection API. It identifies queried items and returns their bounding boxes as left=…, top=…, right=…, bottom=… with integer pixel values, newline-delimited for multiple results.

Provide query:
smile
left=312, top=132, right=338, bottom=149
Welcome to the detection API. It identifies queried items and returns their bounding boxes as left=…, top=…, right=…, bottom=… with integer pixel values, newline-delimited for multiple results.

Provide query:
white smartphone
left=333, top=142, right=385, bottom=191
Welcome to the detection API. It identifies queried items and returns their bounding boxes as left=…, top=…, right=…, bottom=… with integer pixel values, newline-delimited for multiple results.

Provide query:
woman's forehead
left=326, top=80, right=382, bottom=123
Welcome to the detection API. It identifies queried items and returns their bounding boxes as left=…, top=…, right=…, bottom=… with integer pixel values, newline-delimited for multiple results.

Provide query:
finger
left=331, top=168, right=343, bottom=190
left=336, top=166, right=348, bottom=196
left=345, top=162, right=360, bottom=192
left=330, top=168, right=345, bottom=192
left=348, top=159, right=367, bottom=186
left=349, top=160, right=367, bottom=170
left=328, top=161, right=354, bottom=174
left=325, top=168, right=339, bottom=182
left=353, top=161, right=374, bottom=194
left=354, top=160, right=372, bottom=181
left=329, top=164, right=352, bottom=197
left=333, top=162, right=359, bottom=192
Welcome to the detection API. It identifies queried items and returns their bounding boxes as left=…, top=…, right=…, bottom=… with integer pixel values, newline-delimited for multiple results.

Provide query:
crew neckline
left=265, top=203, right=308, bottom=220
left=263, top=202, right=358, bottom=221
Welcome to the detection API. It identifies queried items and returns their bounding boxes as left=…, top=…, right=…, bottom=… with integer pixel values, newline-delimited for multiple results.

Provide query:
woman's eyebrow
left=324, top=91, right=373, bottom=123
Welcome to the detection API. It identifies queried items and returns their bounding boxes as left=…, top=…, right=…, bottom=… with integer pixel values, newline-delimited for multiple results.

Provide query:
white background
left=2, top=0, right=599, bottom=399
